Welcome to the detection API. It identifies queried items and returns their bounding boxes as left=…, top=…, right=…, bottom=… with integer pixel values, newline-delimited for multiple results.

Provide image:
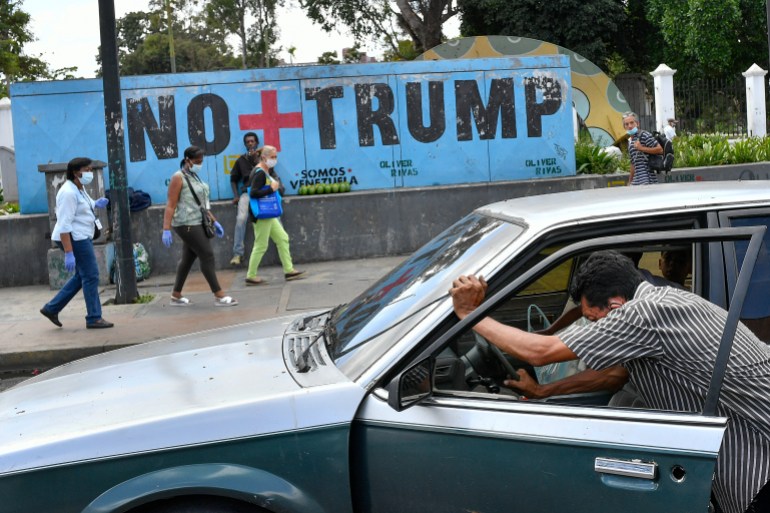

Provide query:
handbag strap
left=181, top=171, right=204, bottom=208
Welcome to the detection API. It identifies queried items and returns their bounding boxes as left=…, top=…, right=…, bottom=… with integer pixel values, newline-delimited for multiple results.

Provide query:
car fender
left=82, top=463, right=325, bottom=513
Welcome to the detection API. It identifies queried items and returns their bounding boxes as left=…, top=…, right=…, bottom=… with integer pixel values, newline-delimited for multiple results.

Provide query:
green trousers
left=246, top=217, right=294, bottom=278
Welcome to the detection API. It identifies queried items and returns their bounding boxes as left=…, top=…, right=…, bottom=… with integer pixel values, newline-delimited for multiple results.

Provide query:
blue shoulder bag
left=248, top=186, right=283, bottom=219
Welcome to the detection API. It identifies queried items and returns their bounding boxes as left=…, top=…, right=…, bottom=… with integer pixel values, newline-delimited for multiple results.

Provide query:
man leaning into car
left=450, top=250, right=770, bottom=513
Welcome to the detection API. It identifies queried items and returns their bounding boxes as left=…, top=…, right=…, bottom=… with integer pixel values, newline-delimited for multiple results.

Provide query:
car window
left=436, top=241, right=701, bottom=412
left=725, top=215, right=770, bottom=343
left=331, top=213, right=524, bottom=377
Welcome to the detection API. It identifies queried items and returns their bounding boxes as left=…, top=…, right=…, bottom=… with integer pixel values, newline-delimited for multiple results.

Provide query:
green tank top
left=171, top=170, right=211, bottom=227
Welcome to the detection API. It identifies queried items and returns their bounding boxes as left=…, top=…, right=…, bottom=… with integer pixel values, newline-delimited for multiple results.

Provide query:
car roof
left=479, top=181, right=770, bottom=230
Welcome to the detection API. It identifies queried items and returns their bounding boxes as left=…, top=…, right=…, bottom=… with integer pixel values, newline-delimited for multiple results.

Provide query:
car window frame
left=395, top=226, right=765, bottom=417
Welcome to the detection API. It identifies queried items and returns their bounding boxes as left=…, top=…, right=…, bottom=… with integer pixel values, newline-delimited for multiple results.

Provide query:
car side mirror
left=386, top=358, right=433, bottom=412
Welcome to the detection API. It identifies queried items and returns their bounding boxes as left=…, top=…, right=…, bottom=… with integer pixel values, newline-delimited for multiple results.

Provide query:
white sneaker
left=229, top=255, right=242, bottom=266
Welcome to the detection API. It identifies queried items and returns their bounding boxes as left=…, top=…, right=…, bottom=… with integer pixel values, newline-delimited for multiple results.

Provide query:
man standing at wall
left=623, top=111, right=663, bottom=186
left=229, top=132, right=260, bottom=266
left=663, top=118, right=678, bottom=140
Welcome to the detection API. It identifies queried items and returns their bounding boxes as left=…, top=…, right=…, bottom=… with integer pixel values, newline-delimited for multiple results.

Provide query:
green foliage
left=317, top=51, right=340, bottom=65
left=647, top=0, right=767, bottom=79
left=0, top=0, right=79, bottom=95
left=133, top=293, right=156, bottom=304
left=0, top=188, right=20, bottom=215
left=300, top=0, right=456, bottom=59
left=575, top=137, right=627, bottom=175
left=457, top=0, right=626, bottom=69
left=382, top=40, right=420, bottom=61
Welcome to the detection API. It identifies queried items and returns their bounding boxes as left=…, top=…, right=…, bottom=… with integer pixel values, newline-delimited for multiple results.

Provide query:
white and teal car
left=2, top=181, right=769, bottom=513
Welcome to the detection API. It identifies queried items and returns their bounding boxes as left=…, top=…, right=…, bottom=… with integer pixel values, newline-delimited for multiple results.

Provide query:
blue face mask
left=626, top=127, right=639, bottom=136
left=79, top=172, right=94, bottom=185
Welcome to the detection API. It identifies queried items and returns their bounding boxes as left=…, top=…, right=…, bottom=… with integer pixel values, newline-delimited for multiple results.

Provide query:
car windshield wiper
left=296, top=304, right=344, bottom=373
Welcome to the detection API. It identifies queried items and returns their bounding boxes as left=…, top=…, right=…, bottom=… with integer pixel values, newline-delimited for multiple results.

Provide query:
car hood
left=0, top=315, right=364, bottom=475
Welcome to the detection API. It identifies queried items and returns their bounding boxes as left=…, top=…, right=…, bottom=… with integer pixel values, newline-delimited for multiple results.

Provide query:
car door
left=350, top=226, right=764, bottom=513
left=718, top=208, right=770, bottom=344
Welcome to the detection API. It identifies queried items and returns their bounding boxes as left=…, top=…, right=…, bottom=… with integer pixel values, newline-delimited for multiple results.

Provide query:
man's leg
left=230, top=193, right=249, bottom=265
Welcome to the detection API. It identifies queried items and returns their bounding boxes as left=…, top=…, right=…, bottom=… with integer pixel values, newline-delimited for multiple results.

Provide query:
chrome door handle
left=595, top=457, right=657, bottom=480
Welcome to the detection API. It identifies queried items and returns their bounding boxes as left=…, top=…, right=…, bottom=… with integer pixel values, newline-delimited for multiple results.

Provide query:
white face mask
left=190, top=163, right=202, bottom=173
left=79, top=172, right=94, bottom=185
left=265, top=158, right=277, bottom=168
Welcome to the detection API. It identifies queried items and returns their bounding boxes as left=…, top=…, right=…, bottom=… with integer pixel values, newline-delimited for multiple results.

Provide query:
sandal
left=214, top=296, right=239, bottom=307
left=284, top=270, right=306, bottom=281
left=170, top=296, right=192, bottom=306
left=244, top=277, right=265, bottom=285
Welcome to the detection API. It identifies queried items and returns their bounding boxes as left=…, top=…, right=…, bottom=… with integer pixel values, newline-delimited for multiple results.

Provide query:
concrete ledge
left=2, top=164, right=768, bottom=288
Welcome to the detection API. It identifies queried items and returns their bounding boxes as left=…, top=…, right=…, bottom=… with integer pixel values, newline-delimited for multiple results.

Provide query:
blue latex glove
left=214, top=221, right=224, bottom=238
left=94, top=197, right=109, bottom=209
left=64, top=251, right=76, bottom=273
left=162, top=230, right=173, bottom=248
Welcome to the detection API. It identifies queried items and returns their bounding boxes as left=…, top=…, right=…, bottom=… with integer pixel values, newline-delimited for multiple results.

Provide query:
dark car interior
left=433, top=241, right=698, bottom=407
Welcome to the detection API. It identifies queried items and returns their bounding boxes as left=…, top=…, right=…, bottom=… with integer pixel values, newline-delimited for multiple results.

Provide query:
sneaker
left=229, top=255, right=242, bottom=266
left=86, top=318, right=114, bottom=329
left=285, top=270, right=306, bottom=281
left=40, top=308, right=62, bottom=327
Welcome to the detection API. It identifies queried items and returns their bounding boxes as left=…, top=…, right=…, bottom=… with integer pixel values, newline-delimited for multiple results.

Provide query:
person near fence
left=229, top=131, right=260, bottom=267
left=40, top=157, right=113, bottom=329
left=622, top=111, right=663, bottom=186
left=663, top=117, right=678, bottom=140
left=244, top=145, right=305, bottom=285
left=161, top=146, right=239, bottom=307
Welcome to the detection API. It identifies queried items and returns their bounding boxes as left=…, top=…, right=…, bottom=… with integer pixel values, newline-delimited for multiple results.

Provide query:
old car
left=1, top=181, right=769, bottom=513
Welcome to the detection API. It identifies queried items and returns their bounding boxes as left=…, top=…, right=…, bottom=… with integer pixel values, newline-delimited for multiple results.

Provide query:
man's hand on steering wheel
left=504, top=369, right=542, bottom=399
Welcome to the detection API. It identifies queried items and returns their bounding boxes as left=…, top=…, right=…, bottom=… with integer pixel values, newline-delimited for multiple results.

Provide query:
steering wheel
left=473, top=333, right=520, bottom=381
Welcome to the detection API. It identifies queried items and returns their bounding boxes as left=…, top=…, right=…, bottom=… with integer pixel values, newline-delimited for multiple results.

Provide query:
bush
left=576, top=134, right=770, bottom=177
left=575, top=136, right=629, bottom=175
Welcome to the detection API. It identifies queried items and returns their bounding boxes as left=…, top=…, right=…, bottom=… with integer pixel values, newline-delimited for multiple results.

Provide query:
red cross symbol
left=238, top=90, right=303, bottom=151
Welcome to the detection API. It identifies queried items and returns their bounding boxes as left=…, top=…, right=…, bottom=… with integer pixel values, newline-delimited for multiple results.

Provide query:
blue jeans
left=44, top=239, right=102, bottom=324
left=232, top=192, right=250, bottom=257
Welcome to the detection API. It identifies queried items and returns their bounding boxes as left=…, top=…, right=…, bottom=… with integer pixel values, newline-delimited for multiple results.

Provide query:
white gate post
left=650, top=64, right=677, bottom=132
left=742, top=64, right=767, bottom=137
left=0, top=97, right=13, bottom=149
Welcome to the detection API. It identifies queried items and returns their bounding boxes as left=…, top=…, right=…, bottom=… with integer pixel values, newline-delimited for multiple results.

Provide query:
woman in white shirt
left=40, top=157, right=113, bottom=329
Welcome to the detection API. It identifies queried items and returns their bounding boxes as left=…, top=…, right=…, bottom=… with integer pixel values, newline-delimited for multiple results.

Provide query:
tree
left=0, top=0, right=76, bottom=96
left=457, top=0, right=626, bottom=70
left=647, top=0, right=768, bottom=78
left=204, top=0, right=282, bottom=69
left=300, top=0, right=457, bottom=59
left=317, top=50, right=340, bottom=64
left=103, top=0, right=242, bottom=76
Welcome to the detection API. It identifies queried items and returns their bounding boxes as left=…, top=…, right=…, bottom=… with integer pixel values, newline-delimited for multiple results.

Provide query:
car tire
left=136, top=495, right=264, bottom=513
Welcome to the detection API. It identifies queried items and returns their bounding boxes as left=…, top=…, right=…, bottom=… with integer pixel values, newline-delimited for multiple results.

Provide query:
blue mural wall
left=11, top=55, right=574, bottom=214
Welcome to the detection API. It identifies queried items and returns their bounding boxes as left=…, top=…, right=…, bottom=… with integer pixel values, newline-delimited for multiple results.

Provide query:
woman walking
left=245, top=145, right=304, bottom=285
left=162, top=146, right=238, bottom=307
left=40, top=157, right=113, bottom=329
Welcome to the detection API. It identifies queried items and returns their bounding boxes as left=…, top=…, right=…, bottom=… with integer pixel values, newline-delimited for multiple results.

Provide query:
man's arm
left=450, top=275, right=578, bottom=367
left=230, top=158, right=244, bottom=202
left=503, top=366, right=629, bottom=399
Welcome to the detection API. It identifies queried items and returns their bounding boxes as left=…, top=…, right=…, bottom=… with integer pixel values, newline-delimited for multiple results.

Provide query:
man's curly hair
left=569, top=250, right=643, bottom=307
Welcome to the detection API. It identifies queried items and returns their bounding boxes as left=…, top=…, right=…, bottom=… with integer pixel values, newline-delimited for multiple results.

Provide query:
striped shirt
left=628, top=130, right=659, bottom=185
left=560, top=282, right=770, bottom=513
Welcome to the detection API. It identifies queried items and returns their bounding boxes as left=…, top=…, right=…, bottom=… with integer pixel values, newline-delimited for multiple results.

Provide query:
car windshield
left=329, top=212, right=524, bottom=376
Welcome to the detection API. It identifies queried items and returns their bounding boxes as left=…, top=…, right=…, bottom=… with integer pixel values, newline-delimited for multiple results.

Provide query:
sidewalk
left=0, top=255, right=405, bottom=374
